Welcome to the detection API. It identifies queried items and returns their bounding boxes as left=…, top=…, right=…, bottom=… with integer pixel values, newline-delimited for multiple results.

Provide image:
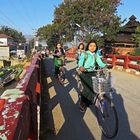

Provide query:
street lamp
left=75, top=23, right=89, bottom=34
left=74, top=23, right=86, bottom=43
left=75, top=23, right=81, bottom=28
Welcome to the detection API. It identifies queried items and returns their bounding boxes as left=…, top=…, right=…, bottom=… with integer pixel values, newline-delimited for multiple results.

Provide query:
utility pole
left=32, top=28, right=39, bottom=52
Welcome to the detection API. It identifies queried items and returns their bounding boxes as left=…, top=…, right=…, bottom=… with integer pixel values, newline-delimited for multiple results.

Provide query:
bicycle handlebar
left=85, top=64, right=113, bottom=72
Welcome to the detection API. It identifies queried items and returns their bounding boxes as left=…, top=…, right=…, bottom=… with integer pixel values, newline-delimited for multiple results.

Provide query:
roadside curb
left=114, top=67, right=140, bottom=77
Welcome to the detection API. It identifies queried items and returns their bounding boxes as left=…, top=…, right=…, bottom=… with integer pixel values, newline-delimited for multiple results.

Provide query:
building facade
left=0, top=34, right=15, bottom=60
left=112, top=15, right=140, bottom=48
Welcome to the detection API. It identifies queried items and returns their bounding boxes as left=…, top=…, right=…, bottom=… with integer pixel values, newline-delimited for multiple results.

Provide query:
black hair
left=85, top=39, right=98, bottom=52
left=54, top=42, right=65, bottom=55
left=55, top=42, right=63, bottom=49
left=78, top=42, right=85, bottom=50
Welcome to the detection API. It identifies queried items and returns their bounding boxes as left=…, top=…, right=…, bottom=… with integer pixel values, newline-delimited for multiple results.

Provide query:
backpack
left=75, top=50, right=83, bottom=60
left=83, top=52, right=97, bottom=67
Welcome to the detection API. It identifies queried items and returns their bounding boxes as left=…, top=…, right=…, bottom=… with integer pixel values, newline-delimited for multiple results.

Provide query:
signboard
left=17, top=50, right=25, bottom=58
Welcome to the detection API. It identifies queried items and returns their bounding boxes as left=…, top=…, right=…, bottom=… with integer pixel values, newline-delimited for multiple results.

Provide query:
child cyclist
left=53, top=43, right=65, bottom=78
left=75, top=42, right=85, bottom=64
left=78, top=40, right=106, bottom=112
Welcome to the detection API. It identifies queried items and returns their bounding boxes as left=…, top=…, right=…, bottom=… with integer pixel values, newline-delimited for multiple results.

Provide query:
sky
left=0, top=0, right=140, bottom=35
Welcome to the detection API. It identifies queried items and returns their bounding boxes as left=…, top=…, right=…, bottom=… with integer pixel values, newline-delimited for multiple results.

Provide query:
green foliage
left=11, top=64, right=23, bottom=69
left=129, top=49, right=140, bottom=56
left=130, top=49, right=140, bottom=65
left=53, top=0, right=122, bottom=42
left=0, top=26, right=26, bottom=43
left=37, top=0, right=122, bottom=47
left=132, top=26, right=140, bottom=46
left=29, top=38, right=34, bottom=49
left=37, top=24, right=61, bottom=49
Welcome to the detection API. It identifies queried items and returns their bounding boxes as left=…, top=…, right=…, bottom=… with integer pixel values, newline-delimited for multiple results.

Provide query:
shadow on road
left=101, top=89, right=139, bottom=140
left=40, top=58, right=96, bottom=140
left=40, top=57, right=139, bottom=140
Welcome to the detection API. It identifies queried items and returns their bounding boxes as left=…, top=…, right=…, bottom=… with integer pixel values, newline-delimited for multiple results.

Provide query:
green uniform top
left=78, top=50, right=106, bottom=72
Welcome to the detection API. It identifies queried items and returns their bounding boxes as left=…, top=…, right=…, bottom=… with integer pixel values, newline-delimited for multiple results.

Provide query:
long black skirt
left=79, top=72, right=96, bottom=107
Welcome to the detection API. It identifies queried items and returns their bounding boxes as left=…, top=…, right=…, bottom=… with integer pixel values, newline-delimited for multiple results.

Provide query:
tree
left=37, top=24, right=63, bottom=49
left=132, top=26, right=140, bottom=47
left=53, top=0, right=122, bottom=45
left=0, top=26, right=26, bottom=43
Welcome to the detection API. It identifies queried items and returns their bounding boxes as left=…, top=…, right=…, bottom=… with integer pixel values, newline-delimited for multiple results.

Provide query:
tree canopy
left=37, top=0, right=122, bottom=48
left=132, top=26, right=140, bottom=46
left=0, top=26, right=26, bottom=43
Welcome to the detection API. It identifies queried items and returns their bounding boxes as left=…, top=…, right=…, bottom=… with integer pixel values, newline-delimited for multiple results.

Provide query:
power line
left=8, top=0, right=34, bottom=34
left=0, top=9, right=19, bottom=29
left=20, top=0, right=36, bottom=27
left=0, top=15, right=15, bottom=28
left=0, top=9, right=28, bottom=35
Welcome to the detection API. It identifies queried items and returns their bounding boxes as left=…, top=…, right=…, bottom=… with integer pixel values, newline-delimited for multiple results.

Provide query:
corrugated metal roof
left=0, top=34, right=13, bottom=39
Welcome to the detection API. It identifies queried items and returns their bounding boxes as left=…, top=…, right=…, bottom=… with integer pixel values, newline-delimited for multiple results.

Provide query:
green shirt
left=54, top=56, right=65, bottom=67
left=78, top=50, right=106, bottom=72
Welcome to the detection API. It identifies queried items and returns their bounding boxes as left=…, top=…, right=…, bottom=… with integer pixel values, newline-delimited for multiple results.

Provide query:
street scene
left=0, top=0, right=140, bottom=140
left=39, top=57, right=140, bottom=140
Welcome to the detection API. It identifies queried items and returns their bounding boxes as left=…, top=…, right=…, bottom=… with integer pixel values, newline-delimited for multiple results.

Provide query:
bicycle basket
left=92, top=76, right=112, bottom=93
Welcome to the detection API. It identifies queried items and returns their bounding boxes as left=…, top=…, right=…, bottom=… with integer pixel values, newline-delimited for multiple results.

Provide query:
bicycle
left=53, top=54, right=66, bottom=85
left=76, top=66, right=119, bottom=139
left=57, top=58, right=66, bottom=85
left=58, top=64, right=65, bottom=85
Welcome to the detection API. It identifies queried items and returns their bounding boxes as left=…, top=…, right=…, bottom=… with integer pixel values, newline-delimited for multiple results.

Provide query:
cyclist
left=53, top=43, right=65, bottom=78
left=75, top=42, right=85, bottom=64
left=78, top=39, right=106, bottom=112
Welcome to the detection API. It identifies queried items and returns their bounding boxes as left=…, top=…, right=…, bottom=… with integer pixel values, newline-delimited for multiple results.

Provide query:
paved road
left=40, top=57, right=140, bottom=140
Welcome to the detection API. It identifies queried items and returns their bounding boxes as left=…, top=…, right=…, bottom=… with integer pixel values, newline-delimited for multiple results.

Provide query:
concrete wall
left=0, top=46, right=9, bottom=60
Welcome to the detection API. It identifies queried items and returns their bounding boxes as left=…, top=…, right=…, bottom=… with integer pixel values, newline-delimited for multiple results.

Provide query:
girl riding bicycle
left=78, top=39, right=106, bottom=112
left=53, top=43, right=65, bottom=78
left=75, top=42, right=85, bottom=64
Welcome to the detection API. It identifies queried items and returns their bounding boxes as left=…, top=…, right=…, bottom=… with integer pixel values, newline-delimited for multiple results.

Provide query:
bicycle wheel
left=59, top=68, right=65, bottom=84
left=77, top=78, right=83, bottom=93
left=95, top=95, right=118, bottom=139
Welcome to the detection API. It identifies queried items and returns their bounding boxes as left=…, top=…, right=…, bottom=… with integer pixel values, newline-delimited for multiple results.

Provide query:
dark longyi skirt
left=79, top=72, right=96, bottom=107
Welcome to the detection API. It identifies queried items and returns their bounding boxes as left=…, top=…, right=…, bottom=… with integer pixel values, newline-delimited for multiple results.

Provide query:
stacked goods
left=0, top=57, right=32, bottom=88
left=0, top=66, right=24, bottom=88
left=0, top=67, right=16, bottom=88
